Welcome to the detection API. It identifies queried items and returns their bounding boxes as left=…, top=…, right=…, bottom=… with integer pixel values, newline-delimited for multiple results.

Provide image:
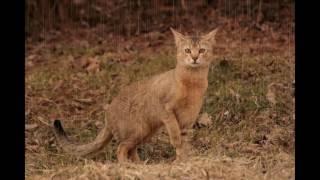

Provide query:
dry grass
left=27, top=155, right=294, bottom=180
left=26, top=22, right=294, bottom=179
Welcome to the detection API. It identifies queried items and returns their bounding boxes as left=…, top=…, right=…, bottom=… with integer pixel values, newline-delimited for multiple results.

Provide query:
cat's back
left=109, top=69, right=175, bottom=107
left=106, top=69, right=175, bottom=128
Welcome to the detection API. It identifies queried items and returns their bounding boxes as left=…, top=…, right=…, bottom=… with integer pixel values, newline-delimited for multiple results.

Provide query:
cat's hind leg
left=128, top=147, right=141, bottom=163
left=117, top=141, right=136, bottom=163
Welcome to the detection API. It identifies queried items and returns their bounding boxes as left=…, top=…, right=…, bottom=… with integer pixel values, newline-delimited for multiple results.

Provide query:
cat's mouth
left=189, top=62, right=201, bottom=67
left=190, top=61, right=201, bottom=66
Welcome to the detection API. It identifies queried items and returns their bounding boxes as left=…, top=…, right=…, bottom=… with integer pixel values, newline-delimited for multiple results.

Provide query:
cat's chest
left=173, top=86, right=206, bottom=128
left=175, top=82, right=207, bottom=106
left=176, top=90, right=204, bottom=108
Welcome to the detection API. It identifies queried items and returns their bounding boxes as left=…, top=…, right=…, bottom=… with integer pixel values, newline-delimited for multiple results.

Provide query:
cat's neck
left=174, top=65, right=209, bottom=88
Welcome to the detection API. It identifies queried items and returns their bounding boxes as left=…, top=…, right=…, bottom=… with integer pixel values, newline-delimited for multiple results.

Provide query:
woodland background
left=26, top=0, right=295, bottom=179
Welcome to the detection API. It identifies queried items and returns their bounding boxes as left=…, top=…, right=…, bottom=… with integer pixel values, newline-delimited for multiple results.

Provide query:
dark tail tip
left=54, top=119, right=67, bottom=136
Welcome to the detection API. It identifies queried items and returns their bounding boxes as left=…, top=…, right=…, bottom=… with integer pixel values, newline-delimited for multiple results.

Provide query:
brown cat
left=53, top=27, right=219, bottom=163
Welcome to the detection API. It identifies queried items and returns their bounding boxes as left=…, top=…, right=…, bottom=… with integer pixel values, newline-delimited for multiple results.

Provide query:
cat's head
left=170, top=28, right=218, bottom=69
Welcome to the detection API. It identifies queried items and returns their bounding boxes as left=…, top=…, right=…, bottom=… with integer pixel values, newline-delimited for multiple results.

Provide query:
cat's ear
left=202, top=28, right=219, bottom=44
left=170, top=27, right=186, bottom=46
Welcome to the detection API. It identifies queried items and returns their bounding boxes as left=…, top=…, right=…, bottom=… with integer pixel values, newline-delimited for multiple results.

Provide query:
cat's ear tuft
left=202, top=28, right=219, bottom=44
left=170, top=27, right=185, bottom=46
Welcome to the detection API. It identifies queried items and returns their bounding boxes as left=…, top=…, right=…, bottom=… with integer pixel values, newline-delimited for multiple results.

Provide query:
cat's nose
left=192, top=56, right=198, bottom=61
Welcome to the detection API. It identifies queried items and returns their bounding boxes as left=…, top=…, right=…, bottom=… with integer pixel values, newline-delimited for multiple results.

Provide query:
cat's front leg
left=174, top=129, right=193, bottom=162
left=161, top=111, right=184, bottom=162
left=181, top=128, right=193, bottom=153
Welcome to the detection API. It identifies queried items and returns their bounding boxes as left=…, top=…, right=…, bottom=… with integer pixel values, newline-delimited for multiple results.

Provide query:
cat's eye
left=199, top=48, right=206, bottom=53
left=185, top=49, right=191, bottom=53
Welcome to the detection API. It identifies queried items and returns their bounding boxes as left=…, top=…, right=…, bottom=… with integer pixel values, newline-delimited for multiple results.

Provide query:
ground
left=25, top=14, right=295, bottom=179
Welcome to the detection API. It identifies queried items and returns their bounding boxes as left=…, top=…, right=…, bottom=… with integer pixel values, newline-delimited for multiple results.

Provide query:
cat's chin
left=187, top=63, right=202, bottom=68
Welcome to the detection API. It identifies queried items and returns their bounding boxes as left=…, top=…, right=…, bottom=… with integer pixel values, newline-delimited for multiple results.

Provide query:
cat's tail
left=53, top=119, right=113, bottom=157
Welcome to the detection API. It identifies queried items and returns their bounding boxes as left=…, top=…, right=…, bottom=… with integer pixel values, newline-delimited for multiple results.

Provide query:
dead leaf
left=26, top=145, right=40, bottom=152
left=95, top=121, right=103, bottom=128
left=241, top=144, right=261, bottom=154
left=25, top=124, right=39, bottom=131
left=197, top=112, right=212, bottom=127
left=27, top=54, right=37, bottom=61
left=86, top=57, right=100, bottom=73
left=79, top=40, right=90, bottom=48
left=103, top=104, right=110, bottom=111
left=52, top=80, right=64, bottom=91
left=199, top=137, right=211, bottom=145
left=266, top=83, right=277, bottom=105
left=37, top=116, right=50, bottom=126
left=26, top=60, right=34, bottom=68
left=71, top=101, right=85, bottom=109
left=222, top=142, right=241, bottom=149
left=229, top=88, right=240, bottom=103
left=75, top=98, right=94, bottom=104
left=79, top=57, right=89, bottom=68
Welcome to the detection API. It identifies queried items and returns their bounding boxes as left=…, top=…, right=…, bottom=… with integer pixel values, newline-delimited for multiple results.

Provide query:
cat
left=53, top=27, right=219, bottom=163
